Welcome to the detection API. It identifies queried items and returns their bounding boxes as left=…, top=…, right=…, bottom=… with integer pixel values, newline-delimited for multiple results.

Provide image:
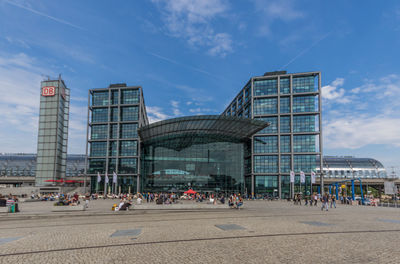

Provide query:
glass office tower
left=222, top=71, right=323, bottom=198
left=35, top=77, right=70, bottom=186
left=86, top=84, right=148, bottom=194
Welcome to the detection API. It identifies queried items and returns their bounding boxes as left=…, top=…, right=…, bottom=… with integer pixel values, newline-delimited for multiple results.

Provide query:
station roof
left=138, top=115, right=269, bottom=143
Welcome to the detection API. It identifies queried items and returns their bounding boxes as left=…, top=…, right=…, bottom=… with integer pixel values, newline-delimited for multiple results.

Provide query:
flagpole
left=104, top=173, right=107, bottom=197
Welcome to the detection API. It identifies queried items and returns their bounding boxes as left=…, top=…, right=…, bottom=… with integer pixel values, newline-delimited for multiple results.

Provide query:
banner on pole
left=311, top=171, right=316, bottom=184
left=105, top=172, right=109, bottom=184
left=384, top=181, right=397, bottom=195
left=113, top=171, right=118, bottom=184
left=97, top=172, right=101, bottom=183
left=300, top=171, right=305, bottom=183
left=290, top=171, right=295, bottom=183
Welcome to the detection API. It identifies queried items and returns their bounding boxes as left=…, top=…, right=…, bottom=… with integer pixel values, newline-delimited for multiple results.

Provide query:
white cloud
left=170, top=100, right=182, bottom=116
left=0, top=53, right=87, bottom=154
left=324, top=116, right=400, bottom=149
left=252, top=0, right=304, bottom=36
left=152, top=0, right=233, bottom=57
left=324, top=74, right=400, bottom=151
left=321, top=78, right=351, bottom=103
left=146, top=106, right=170, bottom=123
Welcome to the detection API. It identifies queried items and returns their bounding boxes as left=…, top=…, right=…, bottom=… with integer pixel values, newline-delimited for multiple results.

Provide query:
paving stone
left=300, top=221, right=332, bottom=226
left=0, top=237, right=22, bottom=246
left=215, top=224, right=245, bottom=231
left=110, top=229, right=142, bottom=237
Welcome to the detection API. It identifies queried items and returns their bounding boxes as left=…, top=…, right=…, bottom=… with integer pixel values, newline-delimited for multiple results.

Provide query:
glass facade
left=223, top=71, right=322, bottom=198
left=88, top=84, right=147, bottom=194
left=35, top=79, right=70, bottom=186
left=139, top=116, right=267, bottom=194
left=142, top=134, right=245, bottom=193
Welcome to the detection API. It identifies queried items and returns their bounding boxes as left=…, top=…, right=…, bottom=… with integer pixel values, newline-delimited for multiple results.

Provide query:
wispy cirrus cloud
left=151, top=0, right=233, bottom=57
left=3, top=0, right=84, bottom=30
left=252, top=0, right=304, bottom=36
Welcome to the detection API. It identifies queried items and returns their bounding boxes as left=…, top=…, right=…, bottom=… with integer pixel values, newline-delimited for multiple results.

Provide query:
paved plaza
left=1, top=200, right=400, bottom=263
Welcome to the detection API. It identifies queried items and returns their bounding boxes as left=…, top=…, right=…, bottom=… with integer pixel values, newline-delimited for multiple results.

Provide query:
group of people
left=228, top=194, right=243, bottom=209
left=0, top=194, right=19, bottom=212
left=293, top=193, right=336, bottom=211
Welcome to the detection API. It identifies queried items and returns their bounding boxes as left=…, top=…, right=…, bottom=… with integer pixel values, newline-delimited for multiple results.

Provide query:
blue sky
left=0, top=0, right=399, bottom=172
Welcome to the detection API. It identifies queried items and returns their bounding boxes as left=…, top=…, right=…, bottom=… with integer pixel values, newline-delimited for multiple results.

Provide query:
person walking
left=321, top=193, right=328, bottom=211
left=330, top=195, right=336, bottom=208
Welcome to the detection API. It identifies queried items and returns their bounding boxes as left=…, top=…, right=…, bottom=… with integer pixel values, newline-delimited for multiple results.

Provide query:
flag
left=97, top=172, right=101, bottom=183
left=105, top=172, right=109, bottom=184
left=290, top=171, right=295, bottom=183
left=311, top=171, right=316, bottom=184
left=300, top=171, right=305, bottom=183
left=113, top=171, right=118, bottom=184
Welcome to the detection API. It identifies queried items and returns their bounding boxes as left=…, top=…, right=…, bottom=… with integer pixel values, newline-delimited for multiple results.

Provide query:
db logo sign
left=42, top=86, right=55, bottom=96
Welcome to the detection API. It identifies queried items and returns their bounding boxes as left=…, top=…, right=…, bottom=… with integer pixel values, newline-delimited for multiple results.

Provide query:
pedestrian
left=321, top=193, right=328, bottom=211
left=314, top=194, right=318, bottom=206
left=330, top=195, right=336, bottom=208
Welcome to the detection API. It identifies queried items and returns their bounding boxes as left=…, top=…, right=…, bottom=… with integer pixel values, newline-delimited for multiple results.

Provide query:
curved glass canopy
left=138, top=115, right=269, bottom=143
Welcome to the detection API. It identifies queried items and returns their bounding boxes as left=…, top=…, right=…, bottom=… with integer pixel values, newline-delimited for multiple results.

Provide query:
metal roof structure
left=138, top=115, right=269, bottom=143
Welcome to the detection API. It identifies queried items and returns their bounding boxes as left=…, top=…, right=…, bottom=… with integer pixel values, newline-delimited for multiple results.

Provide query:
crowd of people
left=293, top=193, right=336, bottom=211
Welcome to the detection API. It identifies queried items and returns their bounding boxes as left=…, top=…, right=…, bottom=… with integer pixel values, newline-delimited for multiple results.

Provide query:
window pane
left=254, top=155, right=278, bottom=173
left=121, top=89, right=139, bottom=104
left=92, top=91, right=109, bottom=106
left=254, top=98, right=278, bottom=115
left=255, top=117, right=277, bottom=134
left=254, top=79, right=277, bottom=96
left=254, top=136, right=278, bottom=153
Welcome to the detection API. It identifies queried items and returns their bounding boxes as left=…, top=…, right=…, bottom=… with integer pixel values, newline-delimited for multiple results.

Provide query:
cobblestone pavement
left=1, top=200, right=400, bottom=263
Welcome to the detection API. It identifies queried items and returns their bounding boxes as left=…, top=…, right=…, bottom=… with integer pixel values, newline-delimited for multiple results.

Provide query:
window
left=280, top=155, right=291, bottom=173
left=254, top=79, right=278, bottom=96
left=280, top=78, right=290, bottom=94
left=110, top=108, right=118, bottom=122
left=280, top=136, right=291, bottom=153
left=293, top=115, right=316, bottom=132
left=254, top=155, right=278, bottom=173
left=254, top=98, right=278, bottom=115
left=120, top=106, right=138, bottom=121
left=255, top=176, right=278, bottom=193
left=91, top=125, right=108, bottom=140
left=92, top=108, right=108, bottom=123
left=90, top=142, right=107, bottom=157
left=254, top=136, right=278, bottom=153
left=244, top=83, right=251, bottom=102
left=111, top=90, right=119, bottom=105
left=293, top=76, right=315, bottom=93
left=88, top=158, right=106, bottom=174
left=119, top=158, right=137, bottom=174
left=294, top=155, right=318, bottom=172
left=121, top=89, right=139, bottom=104
left=109, top=141, right=117, bottom=156
left=280, top=97, right=290, bottom=113
left=255, top=117, right=277, bottom=134
left=293, top=135, right=317, bottom=153
left=280, top=116, right=291, bottom=133
left=237, top=93, right=243, bottom=110
left=120, top=141, right=137, bottom=156
left=110, top=124, right=118, bottom=139
left=92, top=91, right=108, bottom=106
left=293, top=96, right=316, bottom=113
left=120, top=123, right=138, bottom=138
